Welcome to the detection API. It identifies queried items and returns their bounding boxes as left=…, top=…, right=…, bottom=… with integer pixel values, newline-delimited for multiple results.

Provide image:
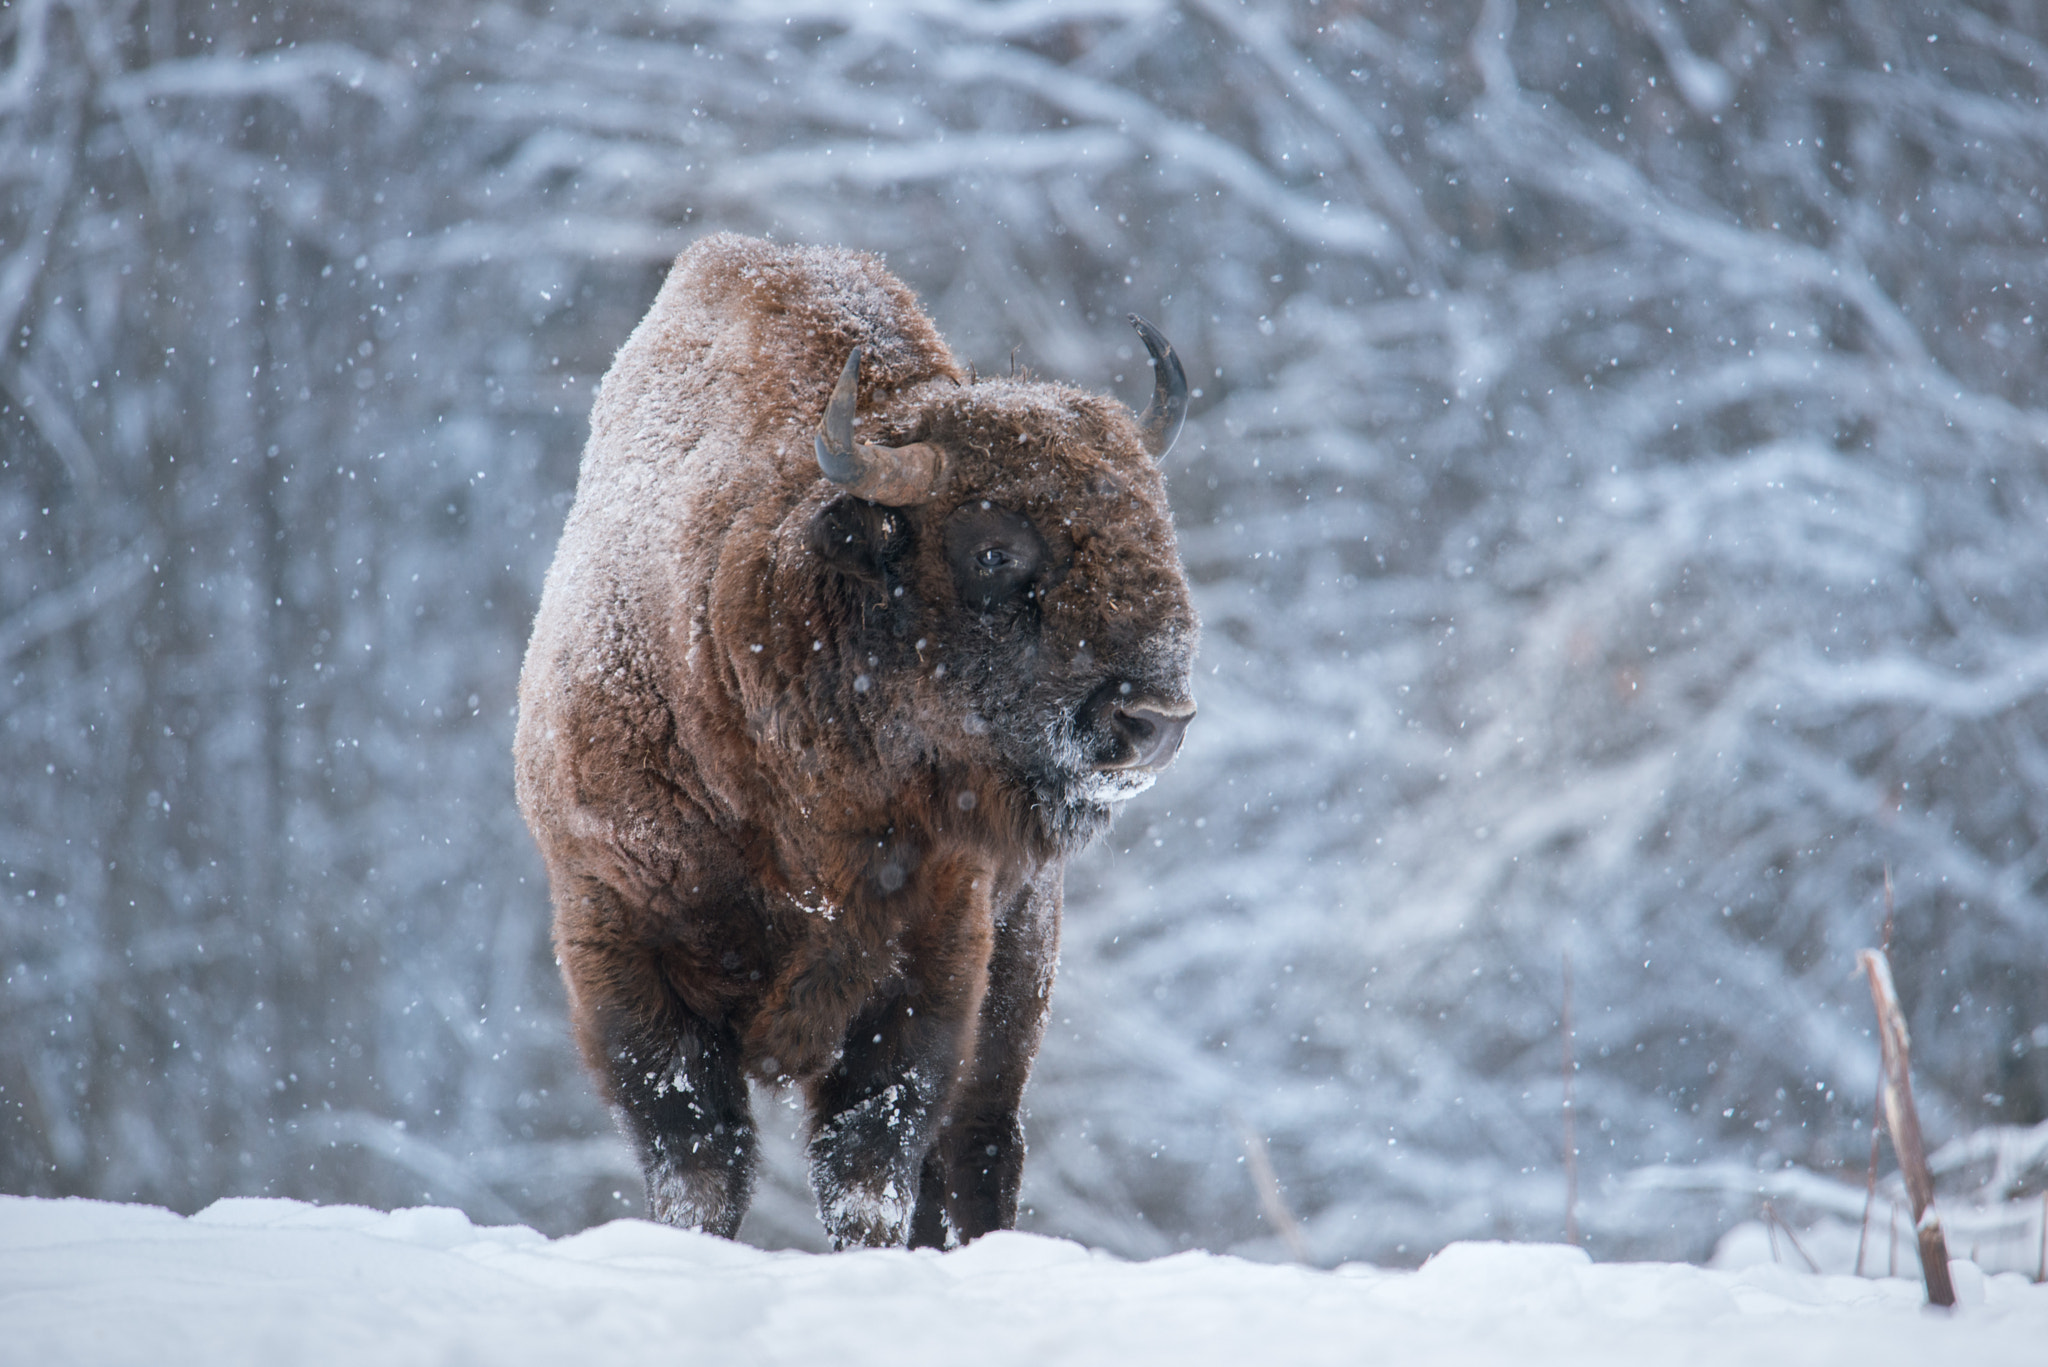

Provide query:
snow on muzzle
left=1079, top=681, right=1195, bottom=774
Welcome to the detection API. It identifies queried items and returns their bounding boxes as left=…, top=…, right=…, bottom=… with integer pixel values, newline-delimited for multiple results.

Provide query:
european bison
left=514, top=234, right=1197, bottom=1248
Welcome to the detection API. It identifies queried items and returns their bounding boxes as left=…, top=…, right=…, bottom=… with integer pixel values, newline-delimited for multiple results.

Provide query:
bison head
left=805, top=318, right=1198, bottom=854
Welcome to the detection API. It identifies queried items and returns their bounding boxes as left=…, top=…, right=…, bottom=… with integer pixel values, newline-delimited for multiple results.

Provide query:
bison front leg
left=803, top=868, right=994, bottom=1249
left=802, top=1004, right=960, bottom=1249
left=918, top=866, right=1060, bottom=1244
left=558, top=880, right=758, bottom=1237
left=606, top=1006, right=757, bottom=1237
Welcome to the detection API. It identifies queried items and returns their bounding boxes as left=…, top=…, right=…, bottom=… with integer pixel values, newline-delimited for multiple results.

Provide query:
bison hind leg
left=607, top=1010, right=758, bottom=1238
left=932, top=1110, right=1027, bottom=1242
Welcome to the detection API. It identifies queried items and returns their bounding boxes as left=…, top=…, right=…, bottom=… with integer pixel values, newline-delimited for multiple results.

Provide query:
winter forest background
left=7, top=0, right=2048, bottom=1266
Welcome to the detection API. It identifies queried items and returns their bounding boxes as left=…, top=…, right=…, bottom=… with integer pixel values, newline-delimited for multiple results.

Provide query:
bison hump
left=587, top=235, right=961, bottom=479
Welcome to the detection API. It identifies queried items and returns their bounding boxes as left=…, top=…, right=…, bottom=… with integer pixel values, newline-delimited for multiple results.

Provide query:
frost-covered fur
left=514, top=234, right=1196, bottom=1247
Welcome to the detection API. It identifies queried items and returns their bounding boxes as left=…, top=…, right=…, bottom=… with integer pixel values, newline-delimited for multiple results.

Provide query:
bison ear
left=809, top=495, right=906, bottom=586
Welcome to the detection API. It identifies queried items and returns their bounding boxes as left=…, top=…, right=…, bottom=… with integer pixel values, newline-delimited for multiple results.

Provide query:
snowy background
left=6, top=0, right=2048, bottom=1270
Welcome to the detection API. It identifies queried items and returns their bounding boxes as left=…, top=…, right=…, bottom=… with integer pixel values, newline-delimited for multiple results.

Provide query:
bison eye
left=945, top=502, right=1048, bottom=613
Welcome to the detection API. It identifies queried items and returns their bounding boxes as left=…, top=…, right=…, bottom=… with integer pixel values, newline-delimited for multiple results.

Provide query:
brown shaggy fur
left=514, top=234, right=1197, bottom=1248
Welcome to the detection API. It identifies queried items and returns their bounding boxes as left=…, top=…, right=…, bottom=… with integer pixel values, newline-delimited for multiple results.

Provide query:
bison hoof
left=817, top=1176, right=914, bottom=1249
left=647, top=1165, right=748, bottom=1238
left=809, top=1084, right=927, bottom=1248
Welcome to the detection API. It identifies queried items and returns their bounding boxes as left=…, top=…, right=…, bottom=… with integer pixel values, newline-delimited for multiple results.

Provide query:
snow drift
left=4, top=1196, right=2046, bottom=1367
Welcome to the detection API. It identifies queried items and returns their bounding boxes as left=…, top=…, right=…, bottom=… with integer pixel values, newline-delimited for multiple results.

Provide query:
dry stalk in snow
left=1855, top=869, right=1896, bottom=1278
left=1563, top=951, right=1579, bottom=1248
left=1232, top=1113, right=1309, bottom=1264
left=1759, top=1199, right=1819, bottom=1273
left=1858, top=948, right=1956, bottom=1308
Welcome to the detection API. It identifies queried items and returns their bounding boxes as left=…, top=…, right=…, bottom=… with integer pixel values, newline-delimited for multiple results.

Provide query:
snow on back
left=4, top=1196, right=2043, bottom=1367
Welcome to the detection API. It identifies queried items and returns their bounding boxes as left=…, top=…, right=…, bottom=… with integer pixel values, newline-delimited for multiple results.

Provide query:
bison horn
left=814, top=345, right=948, bottom=506
left=1128, top=314, right=1188, bottom=460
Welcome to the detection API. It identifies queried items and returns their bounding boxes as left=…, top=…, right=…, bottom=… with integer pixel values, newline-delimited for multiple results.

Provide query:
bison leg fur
left=916, top=870, right=1060, bottom=1244
left=560, top=893, right=758, bottom=1237
left=907, top=1145, right=952, bottom=1249
left=804, top=991, right=971, bottom=1249
left=606, top=1005, right=757, bottom=1237
left=804, top=880, right=994, bottom=1249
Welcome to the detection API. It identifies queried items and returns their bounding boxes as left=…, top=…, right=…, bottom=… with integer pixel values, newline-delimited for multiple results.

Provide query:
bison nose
left=1108, top=701, right=1194, bottom=772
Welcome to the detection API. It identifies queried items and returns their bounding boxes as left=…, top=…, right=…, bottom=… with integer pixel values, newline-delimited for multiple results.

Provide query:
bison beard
left=514, top=235, right=1197, bottom=1249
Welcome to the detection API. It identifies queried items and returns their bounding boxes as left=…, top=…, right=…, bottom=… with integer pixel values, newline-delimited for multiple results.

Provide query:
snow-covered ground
left=4, top=1196, right=2044, bottom=1366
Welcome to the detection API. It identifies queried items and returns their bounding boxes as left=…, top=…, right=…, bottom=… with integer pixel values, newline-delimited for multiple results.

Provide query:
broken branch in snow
left=1858, top=946, right=1956, bottom=1307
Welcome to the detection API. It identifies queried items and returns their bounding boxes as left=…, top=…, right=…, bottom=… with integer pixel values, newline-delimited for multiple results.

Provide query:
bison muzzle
left=514, top=234, right=1198, bottom=1249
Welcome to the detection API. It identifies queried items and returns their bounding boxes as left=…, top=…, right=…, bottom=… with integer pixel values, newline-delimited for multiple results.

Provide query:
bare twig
left=0, top=536, right=155, bottom=667
left=1882, top=864, right=1896, bottom=955
left=0, top=354, right=101, bottom=494
left=1183, top=0, right=1448, bottom=276
left=1562, top=950, right=1579, bottom=1246
left=1761, top=1199, right=1820, bottom=1273
left=936, top=46, right=1396, bottom=259
left=1231, top=1111, right=1310, bottom=1263
left=1859, top=947, right=1957, bottom=1307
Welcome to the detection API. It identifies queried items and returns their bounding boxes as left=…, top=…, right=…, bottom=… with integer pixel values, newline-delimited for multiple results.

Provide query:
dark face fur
left=808, top=384, right=1199, bottom=852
